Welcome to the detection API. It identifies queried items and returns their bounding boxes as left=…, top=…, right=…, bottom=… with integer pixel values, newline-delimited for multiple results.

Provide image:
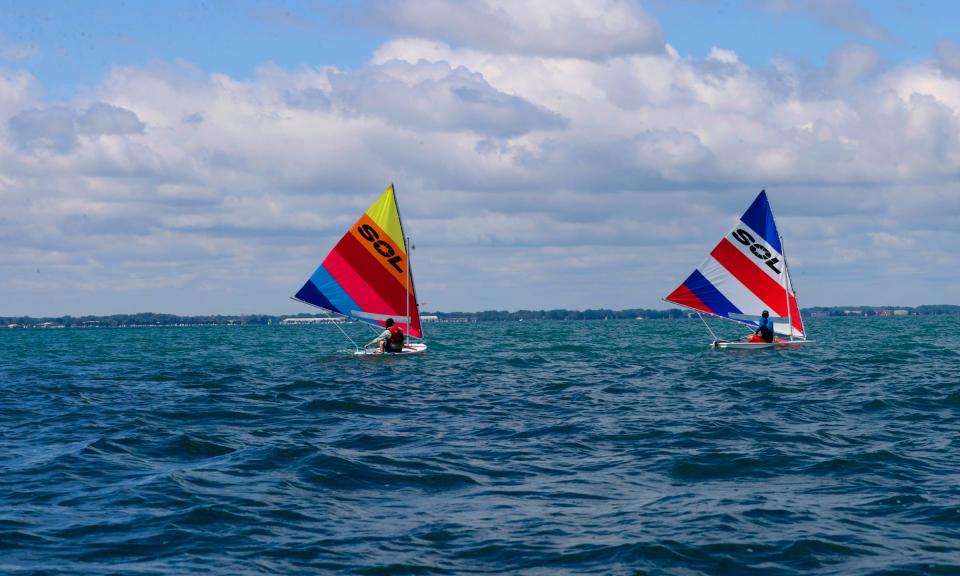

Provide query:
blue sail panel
left=294, top=265, right=361, bottom=317
left=739, top=190, right=782, bottom=254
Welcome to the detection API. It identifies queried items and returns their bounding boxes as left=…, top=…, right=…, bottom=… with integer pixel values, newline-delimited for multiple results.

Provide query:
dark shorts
left=759, top=328, right=774, bottom=343
left=384, top=343, right=403, bottom=353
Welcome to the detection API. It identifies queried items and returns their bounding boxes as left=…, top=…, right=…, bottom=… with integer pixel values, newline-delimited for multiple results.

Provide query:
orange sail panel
left=294, top=185, right=422, bottom=338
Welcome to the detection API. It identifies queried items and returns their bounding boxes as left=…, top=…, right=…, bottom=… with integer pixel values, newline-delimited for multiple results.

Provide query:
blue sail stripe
left=739, top=190, right=782, bottom=254
left=684, top=269, right=743, bottom=320
left=294, top=265, right=361, bottom=318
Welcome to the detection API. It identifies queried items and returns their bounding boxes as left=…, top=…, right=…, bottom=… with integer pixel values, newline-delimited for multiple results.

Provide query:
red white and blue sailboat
left=664, top=190, right=814, bottom=349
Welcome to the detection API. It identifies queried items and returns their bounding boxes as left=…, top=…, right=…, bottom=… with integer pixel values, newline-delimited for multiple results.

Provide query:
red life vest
left=388, top=325, right=404, bottom=346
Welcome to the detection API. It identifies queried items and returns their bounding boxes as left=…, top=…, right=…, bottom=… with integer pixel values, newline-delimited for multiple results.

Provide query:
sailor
left=368, top=318, right=405, bottom=353
left=755, top=310, right=774, bottom=343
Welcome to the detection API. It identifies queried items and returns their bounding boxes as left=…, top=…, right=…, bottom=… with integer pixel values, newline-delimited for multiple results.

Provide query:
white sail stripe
left=698, top=255, right=771, bottom=318
left=772, top=318, right=803, bottom=337
left=351, top=311, right=412, bottom=323
left=698, top=255, right=805, bottom=338
left=729, top=313, right=789, bottom=322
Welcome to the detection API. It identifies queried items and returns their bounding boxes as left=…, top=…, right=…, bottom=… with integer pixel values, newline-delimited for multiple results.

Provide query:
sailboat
left=664, top=190, right=814, bottom=349
left=292, top=184, right=427, bottom=355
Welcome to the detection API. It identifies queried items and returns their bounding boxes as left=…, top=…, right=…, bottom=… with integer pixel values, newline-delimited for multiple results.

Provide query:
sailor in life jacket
left=754, top=310, right=774, bottom=343
left=368, top=318, right=405, bottom=353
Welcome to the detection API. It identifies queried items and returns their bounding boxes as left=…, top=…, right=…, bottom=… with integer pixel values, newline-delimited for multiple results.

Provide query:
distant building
left=421, top=315, right=440, bottom=322
left=877, top=309, right=908, bottom=316
left=281, top=317, right=344, bottom=324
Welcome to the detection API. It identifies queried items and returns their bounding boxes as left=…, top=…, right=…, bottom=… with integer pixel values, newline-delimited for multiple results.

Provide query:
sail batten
left=294, top=184, right=423, bottom=338
left=665, top=190, right=805, bottom=338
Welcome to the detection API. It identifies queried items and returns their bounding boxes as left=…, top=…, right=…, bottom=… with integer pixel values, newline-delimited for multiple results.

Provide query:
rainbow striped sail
left=294, top=184, right=422, bottom=338
left=665, top=191, right=805, bottom=338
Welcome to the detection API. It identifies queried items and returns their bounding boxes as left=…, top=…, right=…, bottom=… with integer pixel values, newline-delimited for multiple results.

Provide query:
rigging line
left=697, top=311, right=720, bottom=343
left=289, top=297, right=360, bottom=351
left=665, top=299, right=751, bottom=331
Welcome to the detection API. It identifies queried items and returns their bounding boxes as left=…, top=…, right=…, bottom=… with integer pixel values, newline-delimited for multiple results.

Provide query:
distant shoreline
left=1, top=305, right=957, bottom=328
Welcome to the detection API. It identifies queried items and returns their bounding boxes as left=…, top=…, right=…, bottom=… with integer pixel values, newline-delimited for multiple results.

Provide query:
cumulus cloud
left=7, top=107, right=79, bottom=153
left=935, top=39, right=960, bottom=77
left=1, top=2, right=959, bottom=314
left=7, top=102, right=144, bottom=153
left=829, top=44, right=881, bottom=88
left=77, top=103, right=146, bottom=135
left=0, top=69, right=41, bottom=121
left=367, top=0, right=664, bottom=58
left=324, top=59, right=567, bottom=136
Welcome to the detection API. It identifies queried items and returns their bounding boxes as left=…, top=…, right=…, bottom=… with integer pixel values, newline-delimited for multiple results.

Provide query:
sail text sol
left=358, top=224, right=404, bottom=273
left=731, top=229, right=781, bottom=274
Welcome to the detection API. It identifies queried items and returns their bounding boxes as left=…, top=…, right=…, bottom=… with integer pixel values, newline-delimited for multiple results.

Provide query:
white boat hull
left=354, top=342, right=427, bottom=356
left=714, top=340, right=776, bottom=349
left=713, top=339, right=815, bottom=350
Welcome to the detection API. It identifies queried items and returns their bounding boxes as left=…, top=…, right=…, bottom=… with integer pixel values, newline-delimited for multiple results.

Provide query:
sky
left=1, top=0, right=959, bottom=316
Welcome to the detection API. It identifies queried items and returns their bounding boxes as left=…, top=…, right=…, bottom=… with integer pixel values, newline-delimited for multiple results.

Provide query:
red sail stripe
left=789, top=290, right=804, bottom=335
left=405, top=290, right=422, bottom=338
left=711, top=239, right=803, bottom=333
left=665, top=283, right=712, bottom=315
left=322, top=249, right=395, bottom=319
left=330, top=231, right=410, bottom=315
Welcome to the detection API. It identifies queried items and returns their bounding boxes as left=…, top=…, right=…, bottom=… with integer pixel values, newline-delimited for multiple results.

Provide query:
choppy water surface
left=2, top=317, right=959, bottom=575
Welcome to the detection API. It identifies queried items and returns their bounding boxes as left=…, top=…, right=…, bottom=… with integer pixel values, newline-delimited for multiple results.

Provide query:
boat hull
left=713, top=339, right=815, bottom=350
left=354, top=342, right=427, bottom=356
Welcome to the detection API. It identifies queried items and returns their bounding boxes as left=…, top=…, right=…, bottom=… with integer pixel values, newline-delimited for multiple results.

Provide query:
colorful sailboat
left=664, top=190, right=814, bottom=349
left=293, top=184, right=426, bottom=355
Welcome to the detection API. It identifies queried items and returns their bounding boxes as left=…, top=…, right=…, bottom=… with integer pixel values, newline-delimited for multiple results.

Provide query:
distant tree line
left=0, top=313, right=281, bottom=328
left=801, top=305, right=960, bottom=316
left=2, top=305, right=956, bottom=328
left=428, top=308, right=689, bottom=321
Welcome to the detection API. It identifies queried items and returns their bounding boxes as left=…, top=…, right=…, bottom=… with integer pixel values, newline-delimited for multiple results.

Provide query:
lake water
left=2, top=317, right=959, bottom=574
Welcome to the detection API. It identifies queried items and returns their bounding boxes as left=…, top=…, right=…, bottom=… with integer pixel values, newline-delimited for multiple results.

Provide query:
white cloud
left=7, top=102, right=145, bottom=153
left=935, top=39, right=960, bottom=77
left=0, top=69, right=41, bottom=121
left=829, top=44, right=881, bottom=88
left=324, top=59, right=567, bottom=136
left=367, top=0, right=664, bottom=59
left=1, top=3, right=960, bottom=314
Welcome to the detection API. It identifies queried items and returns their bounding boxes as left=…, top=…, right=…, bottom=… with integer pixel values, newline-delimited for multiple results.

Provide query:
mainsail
left=665, top=190, right=805, bottom=338
left=294, top=184, right=423, bottom=338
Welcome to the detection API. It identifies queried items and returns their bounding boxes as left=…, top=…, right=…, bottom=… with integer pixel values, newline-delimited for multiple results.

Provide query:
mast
left=391, top=183, right=422, bottom=339
left=405, top=233, right=410, bottom=333
left=781, top=234, right=793, bottom=341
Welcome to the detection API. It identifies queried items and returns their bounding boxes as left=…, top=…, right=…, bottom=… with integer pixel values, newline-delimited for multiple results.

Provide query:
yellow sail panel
left=365, top=184, right=406, bottom=254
